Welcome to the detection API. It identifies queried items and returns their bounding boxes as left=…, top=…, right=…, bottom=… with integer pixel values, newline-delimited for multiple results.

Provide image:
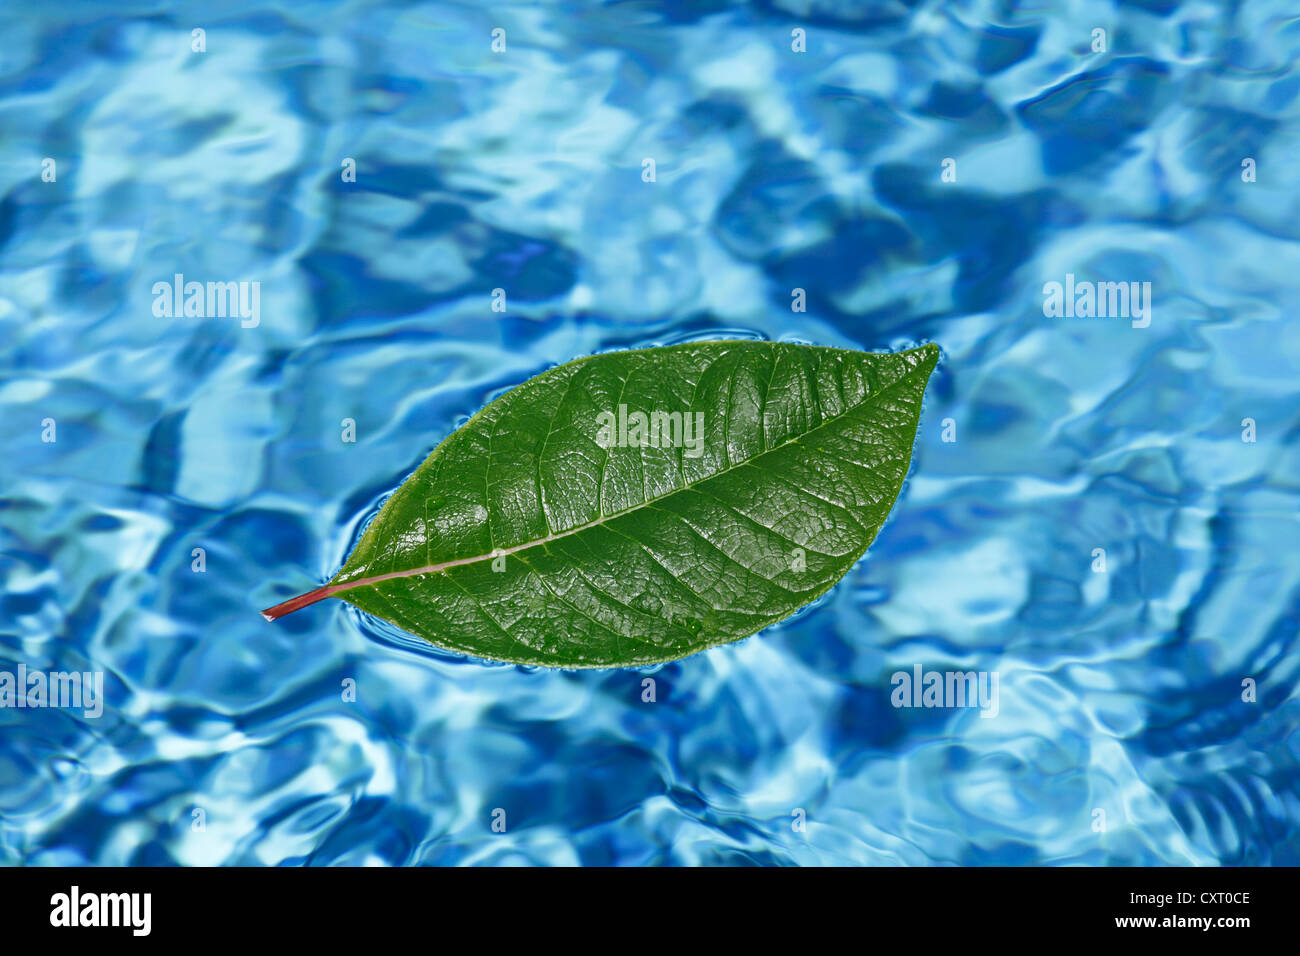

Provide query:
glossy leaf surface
left=262, top=341, right=940, bottom=667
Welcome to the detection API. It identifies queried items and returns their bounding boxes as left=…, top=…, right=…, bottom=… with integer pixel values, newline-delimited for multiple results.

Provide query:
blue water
left=3, top=0, right=1299, bottom=867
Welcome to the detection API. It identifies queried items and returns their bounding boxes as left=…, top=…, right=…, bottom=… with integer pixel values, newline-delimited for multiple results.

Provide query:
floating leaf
left=262, top=341, right=940, bottom=667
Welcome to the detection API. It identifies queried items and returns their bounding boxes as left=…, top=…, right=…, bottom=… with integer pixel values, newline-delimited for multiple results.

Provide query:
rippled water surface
left=3, top=0, right=1299, bottom=866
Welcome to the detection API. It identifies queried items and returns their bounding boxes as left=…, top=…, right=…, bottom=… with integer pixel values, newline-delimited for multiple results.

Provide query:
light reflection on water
left=2, top=0, right=1299, bottom=865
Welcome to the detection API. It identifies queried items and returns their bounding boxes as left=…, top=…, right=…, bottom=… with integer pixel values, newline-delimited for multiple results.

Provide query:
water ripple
left=2, top=0, right=1299, bottom=866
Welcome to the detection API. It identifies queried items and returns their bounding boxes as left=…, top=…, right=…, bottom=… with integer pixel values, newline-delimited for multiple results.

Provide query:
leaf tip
left=910, top=342, right=941, bottom=375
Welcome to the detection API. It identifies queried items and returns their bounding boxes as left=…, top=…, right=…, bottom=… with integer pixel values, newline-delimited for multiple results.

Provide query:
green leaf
left=262, top=341, right=940, bottom=667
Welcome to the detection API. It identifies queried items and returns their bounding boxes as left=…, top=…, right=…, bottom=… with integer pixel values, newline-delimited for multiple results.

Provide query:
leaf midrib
left=328, top=346, right=932, bottom=598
